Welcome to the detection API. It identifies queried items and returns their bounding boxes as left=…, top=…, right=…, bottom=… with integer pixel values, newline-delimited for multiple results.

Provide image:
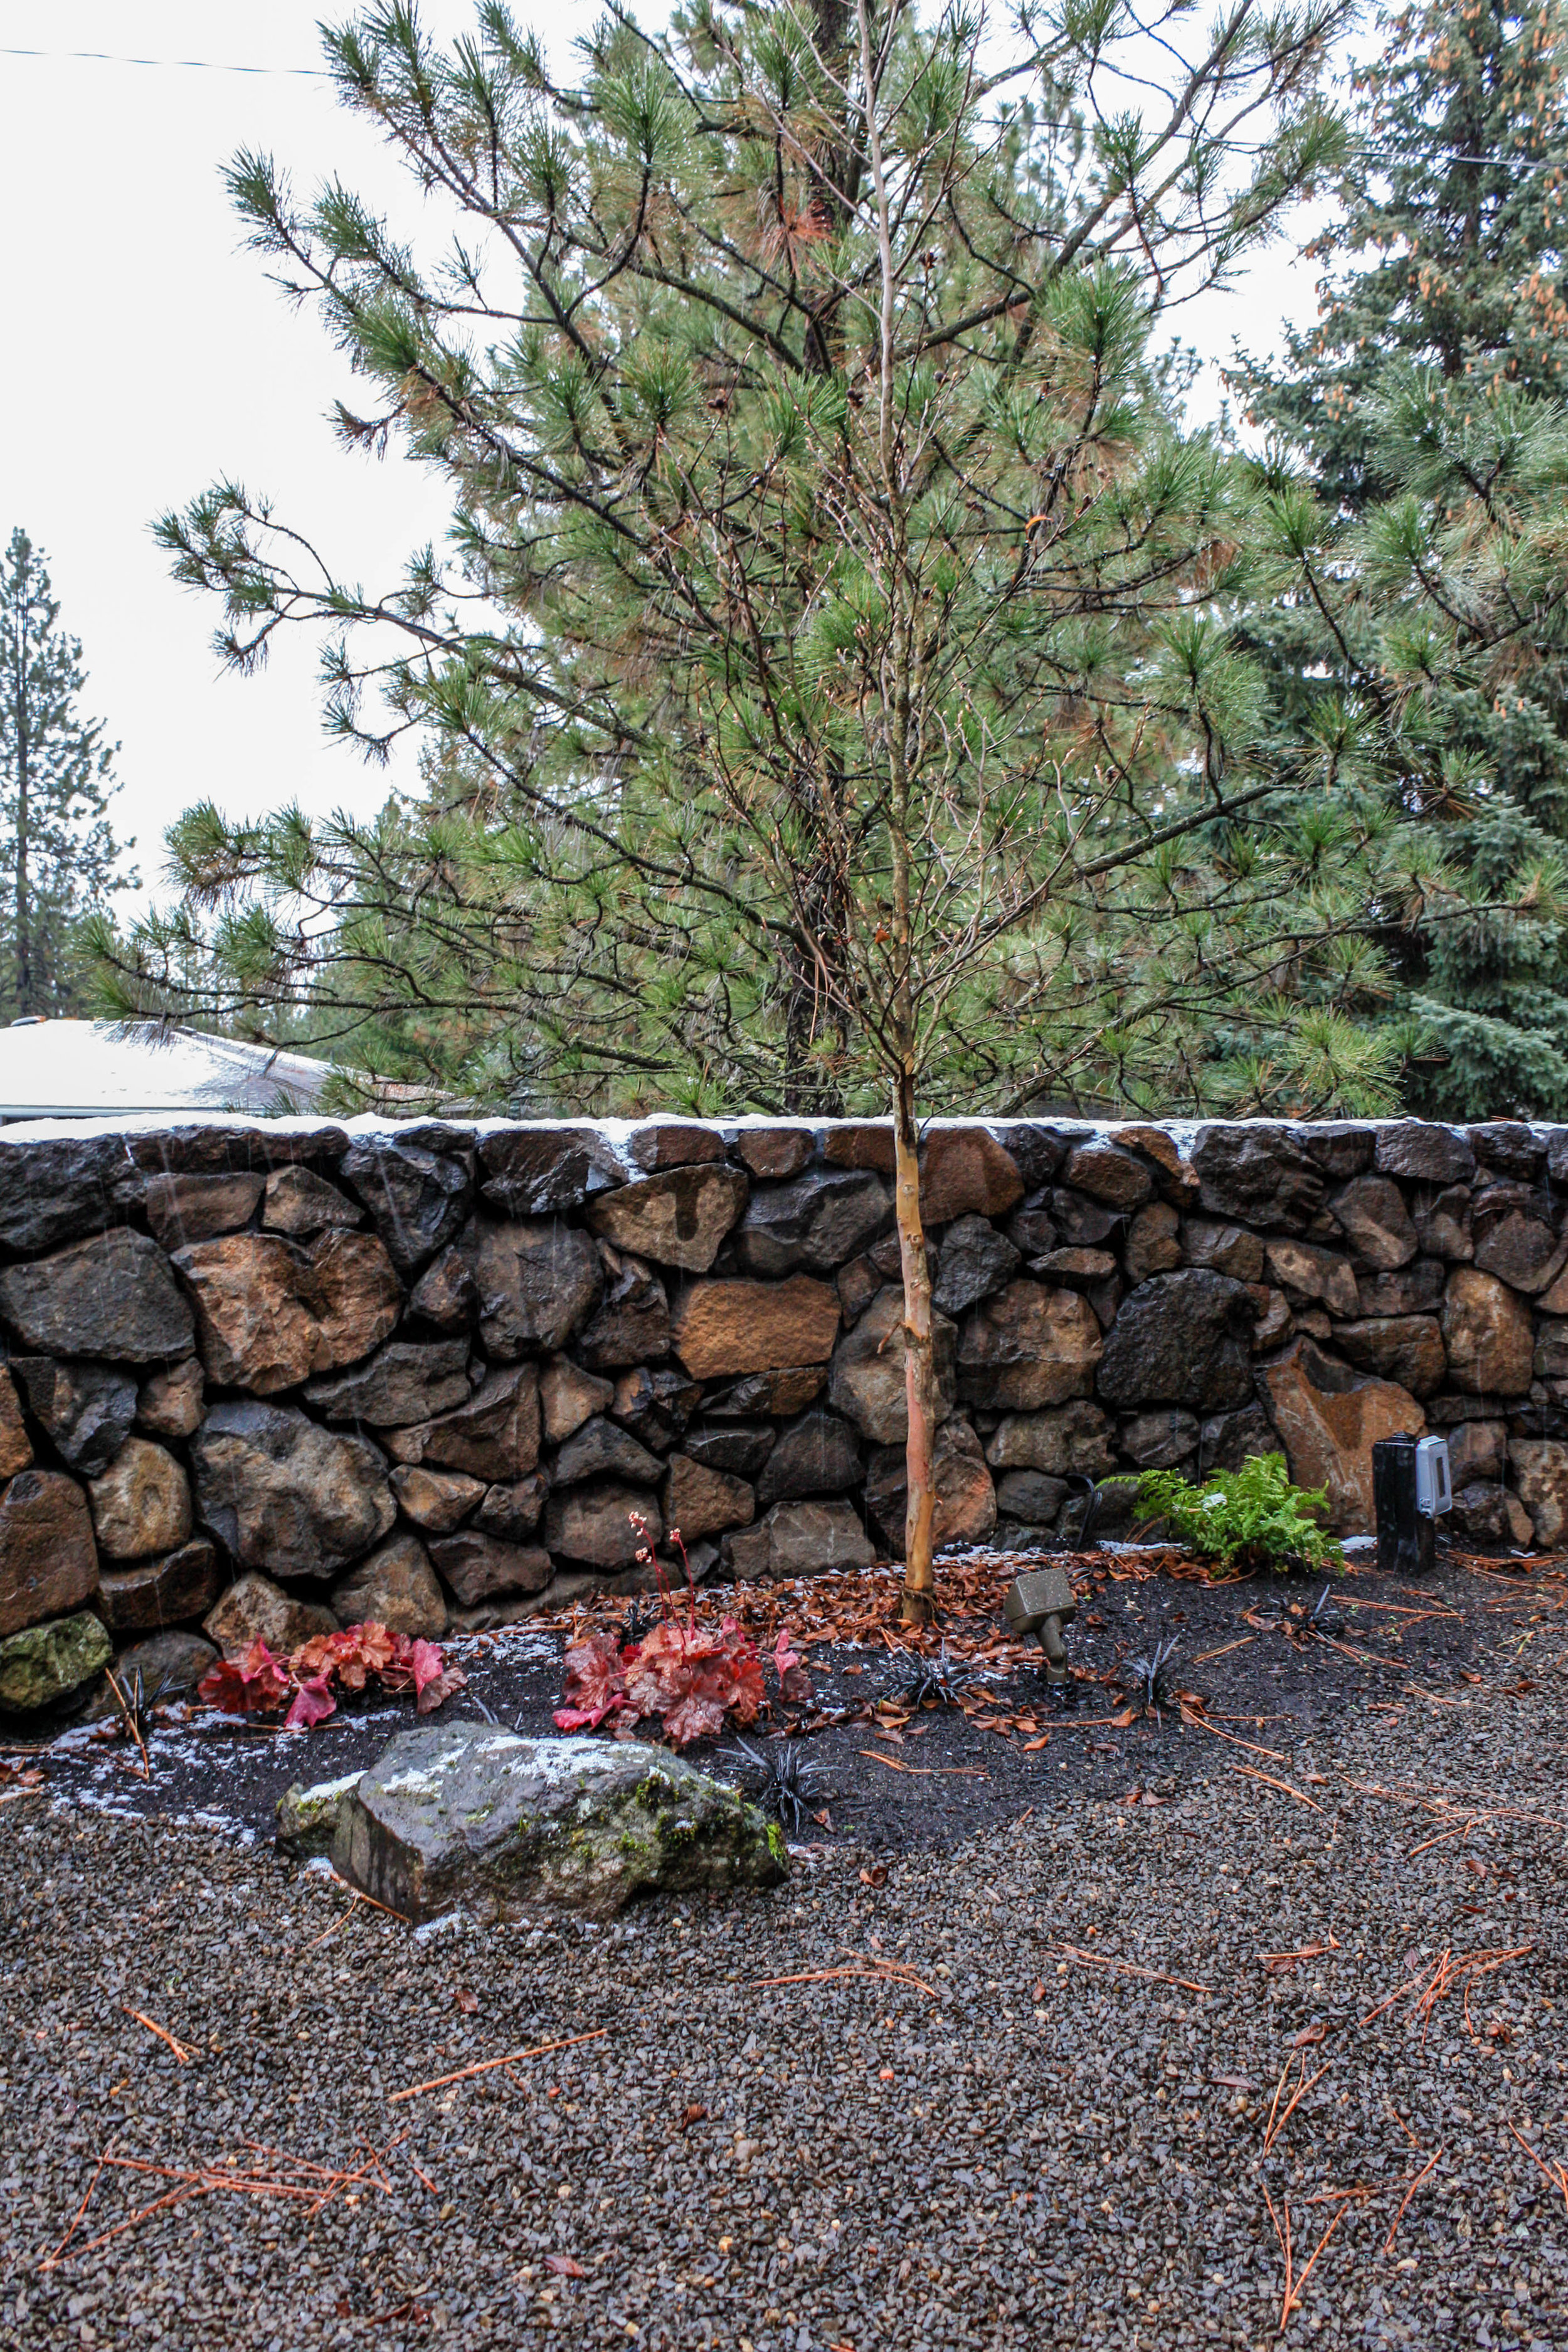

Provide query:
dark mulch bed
left=13, top=1543, right=1562, bottom=1853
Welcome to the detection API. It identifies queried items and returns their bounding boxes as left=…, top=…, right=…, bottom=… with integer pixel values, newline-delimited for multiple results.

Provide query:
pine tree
left=1242, top=0, right=1568, bottom=513
left=1234, top=0, right=1568, bottom=1118
left=0, top=530, right=135, bottom=1020
left=99, top=0, right=1385, bottom=1613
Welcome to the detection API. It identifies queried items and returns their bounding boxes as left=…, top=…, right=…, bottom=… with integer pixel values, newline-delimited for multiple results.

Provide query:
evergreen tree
left=1242, top=0, right=1568, bottom=512
left=100, top=0, right=1385, bottom=1611
left=0, top=530, right=135, bottom=1020
left=1234, top=1, right=1568, bottom=1118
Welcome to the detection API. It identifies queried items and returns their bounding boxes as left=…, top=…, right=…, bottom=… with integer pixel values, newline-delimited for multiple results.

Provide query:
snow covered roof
left=0, top=1021, right=346, bottom=1121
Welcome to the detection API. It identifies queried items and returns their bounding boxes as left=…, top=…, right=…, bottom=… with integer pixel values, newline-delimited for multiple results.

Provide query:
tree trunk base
left=898, top=1586, right=937, bottom=1627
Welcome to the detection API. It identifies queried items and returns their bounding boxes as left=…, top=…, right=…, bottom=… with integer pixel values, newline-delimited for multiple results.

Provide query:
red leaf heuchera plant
left=553, top=1517, right=808, bottom=1749
left=197, top=1621, right=466, bottom=1730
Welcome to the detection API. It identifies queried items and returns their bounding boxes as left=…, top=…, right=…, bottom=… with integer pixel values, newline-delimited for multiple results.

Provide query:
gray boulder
left=326, top=1722, right=788, bottom=1920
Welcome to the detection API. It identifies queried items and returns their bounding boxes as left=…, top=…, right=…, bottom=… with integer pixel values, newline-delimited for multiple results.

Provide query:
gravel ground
left=2, top=1569, right=1565, bottom=2351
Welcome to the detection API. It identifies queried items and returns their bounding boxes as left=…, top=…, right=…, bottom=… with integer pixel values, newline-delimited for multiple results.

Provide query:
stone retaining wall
left=0, top=1111, right=1559, bottom=1715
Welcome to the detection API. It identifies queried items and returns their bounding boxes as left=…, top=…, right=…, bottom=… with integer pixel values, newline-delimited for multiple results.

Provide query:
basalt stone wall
left=0, top=1111, right=1560, bottom=1715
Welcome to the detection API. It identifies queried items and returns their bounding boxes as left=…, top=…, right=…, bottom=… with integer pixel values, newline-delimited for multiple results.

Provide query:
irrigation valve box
left=1003, top=1567, right=1078, bottom=1686
left=1371, top=1434, right=1451, bottom=1576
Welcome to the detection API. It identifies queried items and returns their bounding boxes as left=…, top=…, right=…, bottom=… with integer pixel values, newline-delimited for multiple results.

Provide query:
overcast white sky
left=0, top=3, right=1330, bottom=913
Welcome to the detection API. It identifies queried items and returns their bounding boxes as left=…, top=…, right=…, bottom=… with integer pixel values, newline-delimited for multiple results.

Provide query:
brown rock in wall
left=663, top=1453, right=755, bottom=1542
left=539, top=1355, right=615, bottom=1444
left=262, top=1165, right=363, bottom=1236
left=190, top=1401, right=396, bottom=1580
left=389, top=1464, right=485, bottom=1532
left=1062, top=1144, right=1152, bottom=1210
left=1256, top=1338, right=1424, bottom=1530
left=627, top=1122, right=727, bottom=1172
left=862, top=1418, right=997, bottom=1556
left=87, top=1438, right=193, bottom=1562
left=1507, top=1440, right=1568, bottom=1547
left=958, top=1282, right=1103, bottom=1411
left=544, top=1481, right=662, bottom=1569
left=203, top=1572, right=338, bottom=1661
left=588, top=1165, right=749, bottom=1273
left=1190, top=1126, right=1324, bottom=1234
left=143, top=1172, right=265, bottom=1251
left=428, top=1529, right=554, bottom=1606
left=386, top=1365, right=541, bottom=1484
left=1332, top=1316, right=1446, bottom=1397
left=1412, top=1185, right=1473, bottom=1262
left=671, top=1274, right=840, bottom=1379
left=984, top=1399, right=1115, bottom=1476
left=332, top=1531, right=448, bottom=1638
left=0, top=1470, right=98, bottom=1639
left=919, top=1128, right=1025, bottom=1224
left=829, top=1288, right=956, bottom=1444
left=97, top=1540, right=223, bottom=1633
left=1441, top=1268, right=1534, bottom=1396
left=136, top=1358, right=204, bottom=1441
left=1123, top=1202, right=1182, bottom=1282
left=1263, top=1240, right=1359, bottom=1316
left=1328, top=1176, right=1417, bottom=1269
left=733, top=1126, right=815, bottom=1180
left=175, top=1235, right=319, bottom=1392
left=305, top=1232, right=404, bottom=1370
left=472, top=1217, right=603, bottom=1356
left=0, top=1368, right=31, bottom=1480
left=175, top=1231, right=401, bottom=1392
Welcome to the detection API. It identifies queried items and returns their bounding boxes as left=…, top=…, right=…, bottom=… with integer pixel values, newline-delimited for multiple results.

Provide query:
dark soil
left=14, top=1542, right=1558, bottom=1855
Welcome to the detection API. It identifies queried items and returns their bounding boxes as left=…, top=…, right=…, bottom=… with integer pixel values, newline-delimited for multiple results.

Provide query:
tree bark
left=894, top=1072, right=938, bottom=1623
left=10, top=568, right=28, bottom=1016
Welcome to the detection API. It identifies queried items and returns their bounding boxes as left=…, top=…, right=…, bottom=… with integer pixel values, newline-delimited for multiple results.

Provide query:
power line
left=0, top=45, right=327, bottom=77
left=0, top=43, right=1563, bottom=177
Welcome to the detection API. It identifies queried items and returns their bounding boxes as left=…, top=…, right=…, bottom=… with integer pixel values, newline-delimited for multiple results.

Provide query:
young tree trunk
left=894, top=1071, right=939, bottom=1623
left=9, top=575, right=28, bottom=1016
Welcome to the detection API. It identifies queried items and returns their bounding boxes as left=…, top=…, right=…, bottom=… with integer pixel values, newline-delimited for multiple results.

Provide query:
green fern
left=1133, top=1453, right=1343, bottom=1575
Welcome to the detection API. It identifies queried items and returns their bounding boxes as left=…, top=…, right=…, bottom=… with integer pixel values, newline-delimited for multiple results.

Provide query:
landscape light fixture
left=1003, top=1565, right=1078, bottom=1687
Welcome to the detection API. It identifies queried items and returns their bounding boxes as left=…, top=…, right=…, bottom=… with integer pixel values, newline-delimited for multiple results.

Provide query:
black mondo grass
left=1119, top=1638, right=1180, bottom=1718
left=886, top=1641, right=982, bottom=1710
left=105, top=1665, right=172, bottom=1750
left=723, top=1739, right=827, bottom=1839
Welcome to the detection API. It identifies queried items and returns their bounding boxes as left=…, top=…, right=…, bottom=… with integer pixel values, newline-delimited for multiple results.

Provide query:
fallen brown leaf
left=545, top=2253, right=586, bottom=2279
